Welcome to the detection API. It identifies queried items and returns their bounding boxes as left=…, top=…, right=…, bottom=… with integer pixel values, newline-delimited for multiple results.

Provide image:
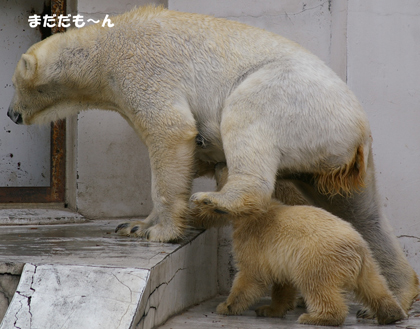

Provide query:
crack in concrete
left=398, top=234, right=420, bottom=241
left=27, top=265, right=36, bottom=328
left=135, top=267, right=186, bottom=328
left=13, top=265, right=37, bottom=329
left=13, top=298, right=22, bottom=329
left=112, top=273, right=134, bottom=303
left=223, top=0, right=330, bottom=20
left=112, top=272, right=134, bottom=329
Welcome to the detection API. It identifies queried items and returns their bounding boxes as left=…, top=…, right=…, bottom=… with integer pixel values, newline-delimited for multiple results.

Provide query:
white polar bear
left=7, top=6, right=418, bottom=312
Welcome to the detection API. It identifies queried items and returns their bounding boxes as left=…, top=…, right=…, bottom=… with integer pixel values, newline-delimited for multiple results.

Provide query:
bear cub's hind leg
left=297, top=285, right=348, bottom=326
left=255, top=283, right=297, bottom=318
left=354, top=254, right=407, bottom=325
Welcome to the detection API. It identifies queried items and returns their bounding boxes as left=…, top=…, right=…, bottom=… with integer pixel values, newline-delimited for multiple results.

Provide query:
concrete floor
left=0, top=218, right=186, bottom=268
left=158, top=296, right=420, bottom=329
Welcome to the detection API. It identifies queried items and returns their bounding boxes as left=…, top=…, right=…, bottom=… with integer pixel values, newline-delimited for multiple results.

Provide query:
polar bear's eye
left=37, top=89, right=43, bottom=94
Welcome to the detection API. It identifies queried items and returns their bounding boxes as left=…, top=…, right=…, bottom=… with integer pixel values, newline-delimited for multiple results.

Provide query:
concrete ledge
left=0, top=209, right=86, bottom=225
left=135, top=232, right=218, bottom=329
left=0, top=220, right=218, bottom=329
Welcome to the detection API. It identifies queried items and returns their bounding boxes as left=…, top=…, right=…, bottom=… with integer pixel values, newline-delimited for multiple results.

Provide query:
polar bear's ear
left=18, top=54, right=37, bottom=80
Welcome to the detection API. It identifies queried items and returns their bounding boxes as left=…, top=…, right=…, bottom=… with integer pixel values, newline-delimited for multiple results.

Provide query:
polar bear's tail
left=315, top=144, right=366, bottom=196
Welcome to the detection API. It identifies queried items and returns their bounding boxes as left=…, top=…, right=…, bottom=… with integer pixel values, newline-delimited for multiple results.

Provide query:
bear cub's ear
left=18, top=54, right=37, bottom=80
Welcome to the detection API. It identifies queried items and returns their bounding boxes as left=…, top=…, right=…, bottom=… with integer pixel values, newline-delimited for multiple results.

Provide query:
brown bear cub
left=209, top=165, right=406, bottom=326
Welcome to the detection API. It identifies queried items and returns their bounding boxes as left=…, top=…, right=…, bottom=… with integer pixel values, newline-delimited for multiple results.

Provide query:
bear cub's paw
left=298, top=313, right=345, bottom=326
left=216, top=302, right=242, bottom=315
left=356, top=307, right=375, bottom=319
left=376, top=303, right=407, bottom=325
left=255, top=305, right=288, bottom=318
left=190, top=192, right=230, bottom=215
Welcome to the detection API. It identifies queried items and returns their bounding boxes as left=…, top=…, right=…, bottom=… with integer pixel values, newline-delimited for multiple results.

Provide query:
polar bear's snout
left=7, top=106, right=23, bottom=125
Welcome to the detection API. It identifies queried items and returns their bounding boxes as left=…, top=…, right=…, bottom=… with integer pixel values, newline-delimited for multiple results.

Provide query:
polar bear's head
left=7, top=51, right=48, bottom=125
left=7, top=31, right=98, bottom=125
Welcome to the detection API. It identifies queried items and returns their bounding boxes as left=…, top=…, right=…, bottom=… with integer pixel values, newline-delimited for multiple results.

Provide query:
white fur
left=8, top=7, right=418, bottom=308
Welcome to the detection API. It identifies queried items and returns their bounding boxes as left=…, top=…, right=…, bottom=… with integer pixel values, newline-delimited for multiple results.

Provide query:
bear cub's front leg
left=217, top=272, right=267, bottom=316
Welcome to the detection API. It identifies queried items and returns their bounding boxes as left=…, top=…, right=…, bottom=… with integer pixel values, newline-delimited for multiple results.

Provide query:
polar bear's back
left=255, top=202, right=368, bottom=280
left=271, top=203, right=365, bottom=246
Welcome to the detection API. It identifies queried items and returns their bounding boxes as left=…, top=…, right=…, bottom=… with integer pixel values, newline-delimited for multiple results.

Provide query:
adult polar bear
left=7, top=6, right=418, bottom=311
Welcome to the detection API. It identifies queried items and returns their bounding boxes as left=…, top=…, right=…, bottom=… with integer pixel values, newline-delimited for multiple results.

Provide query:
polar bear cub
left=212, top=165, right=406, bottom=326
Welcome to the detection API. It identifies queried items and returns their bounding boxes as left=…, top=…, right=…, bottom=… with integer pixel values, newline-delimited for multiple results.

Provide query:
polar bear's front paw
left=190, top=192, right=230, bottom=215
left=115, top=220, right=151, bottom=236
left=143, top=223, right=183, bottom=243
left=115, top=221, right=182, bottom=242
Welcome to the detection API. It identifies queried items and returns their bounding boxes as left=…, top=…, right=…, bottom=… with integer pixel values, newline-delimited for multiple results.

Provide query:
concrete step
left=0, top=218, right=218, bottom=329
left=158, top=295, right=420, bottom=329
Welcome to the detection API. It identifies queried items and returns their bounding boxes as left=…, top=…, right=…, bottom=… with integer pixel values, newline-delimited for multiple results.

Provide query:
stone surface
left=0, top=209, right=86, bottom=225
left=0, top=263, right=25, bottom=322
left=0, top=264, right=149, bottom=329
left=0, top=220, right=184, bottom=268
left=159, top=296, right=420, bottom=329
left=134, top=229, right=218, bottom=329
left=0, top=220, right=218, bottom=329
left=0, top=273, right=20, bottom=323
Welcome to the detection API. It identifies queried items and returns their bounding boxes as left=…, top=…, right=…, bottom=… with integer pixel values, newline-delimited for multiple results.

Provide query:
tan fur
left=190, top=163, right=309, bottom=229
left=273, top=180, right=309, bottom=206
left=7, top=7, right=419, bottom=307
left=9, top=6, right=372, bottom=241
left=315, top=144, right=366, bottom=196
left=214, top=165, right=406, bottom=326
left=218, top=200, right=406, bottom=326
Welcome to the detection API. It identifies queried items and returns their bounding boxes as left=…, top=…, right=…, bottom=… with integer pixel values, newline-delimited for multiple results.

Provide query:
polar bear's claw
left=115, top=219, right=183, bottom=242
left=115, top=223, right=130, bottom=233
left=115, top=220, right=151, bottom=237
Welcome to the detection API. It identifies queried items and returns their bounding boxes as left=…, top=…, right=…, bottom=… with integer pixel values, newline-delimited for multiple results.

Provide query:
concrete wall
left=346, top=0, right=420, bottom=274
left=72, top=0, right=167, bottom=218
left=68, top=0, right=420, bottom=287
left=0, top=1, right=51, bottom=187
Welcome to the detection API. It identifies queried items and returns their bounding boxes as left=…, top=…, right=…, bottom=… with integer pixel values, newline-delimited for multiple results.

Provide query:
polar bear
left=7, top=6, right=418, bottom=311
left=215, top=199, right=406, bottom=326
left=205, top=164, right=406, bottom=326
